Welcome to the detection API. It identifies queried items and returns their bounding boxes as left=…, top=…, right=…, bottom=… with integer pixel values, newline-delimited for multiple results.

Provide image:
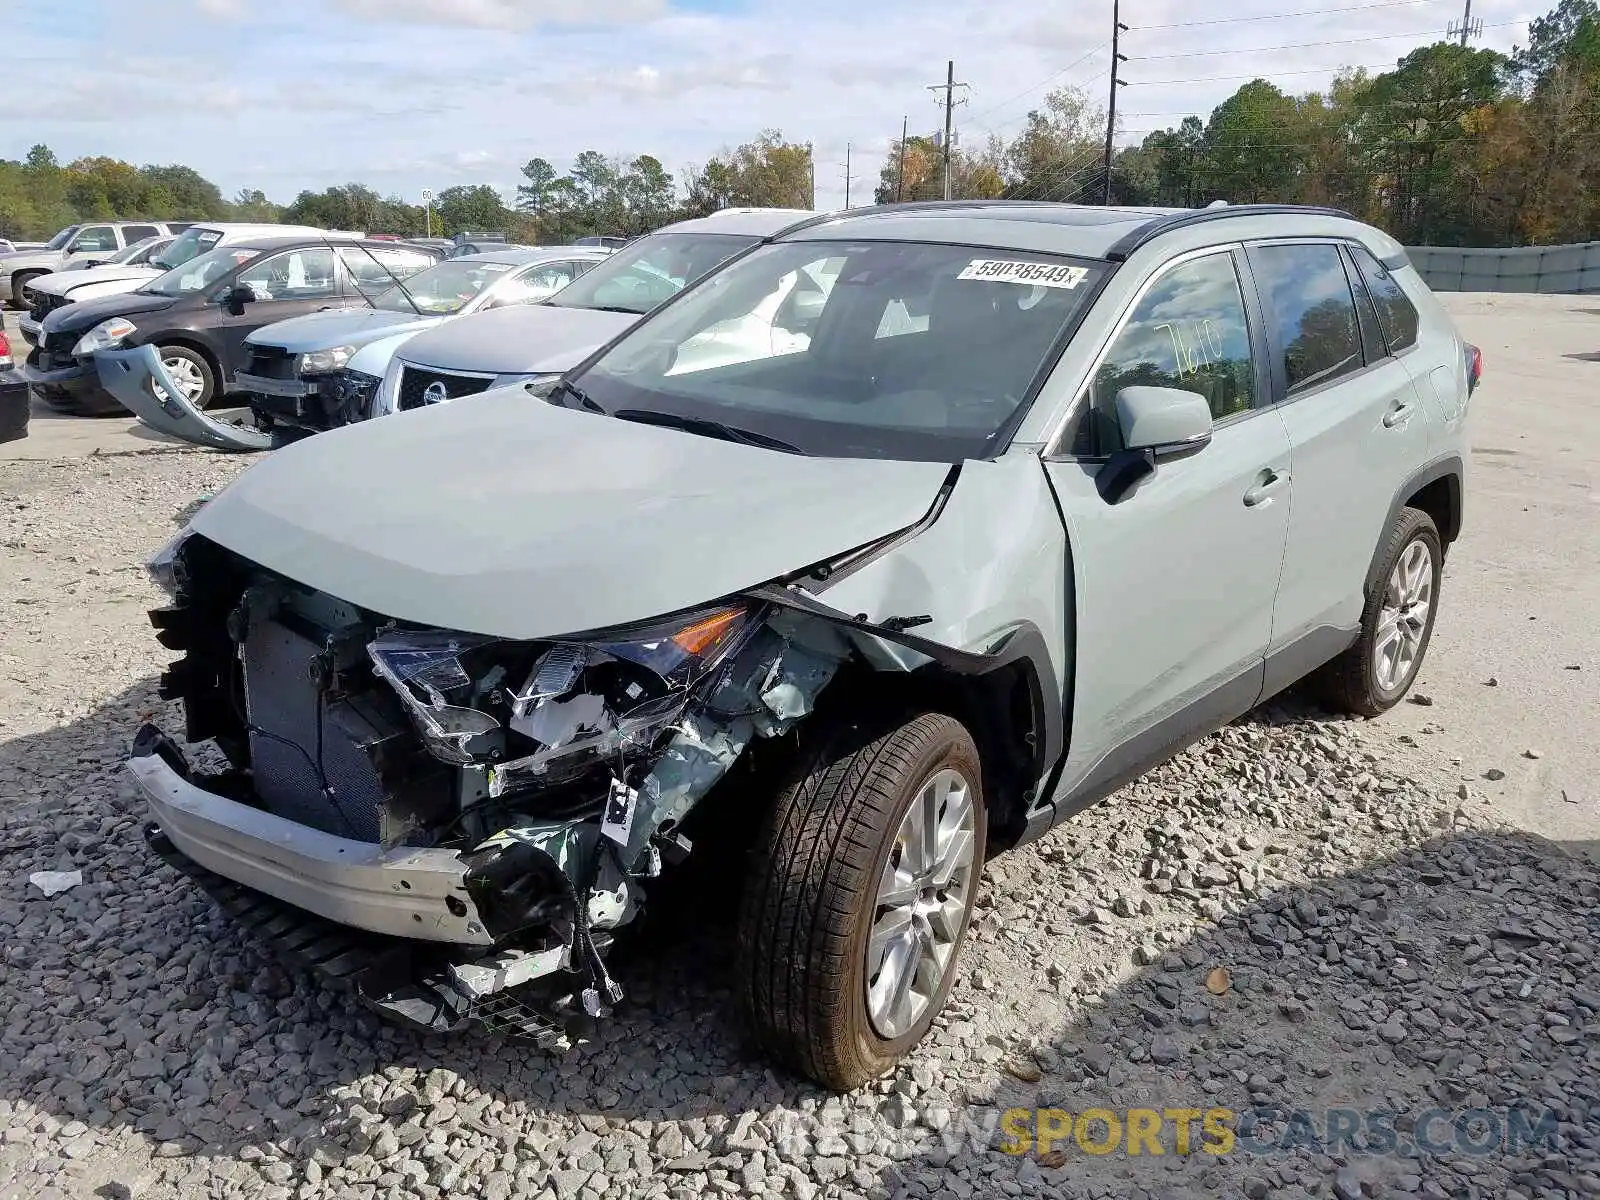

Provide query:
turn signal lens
left=670, top=607, right=747, bottom=656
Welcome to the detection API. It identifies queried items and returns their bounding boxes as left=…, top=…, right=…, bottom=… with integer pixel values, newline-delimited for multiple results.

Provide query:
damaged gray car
left=129, top=201, right=1470, bottom=1090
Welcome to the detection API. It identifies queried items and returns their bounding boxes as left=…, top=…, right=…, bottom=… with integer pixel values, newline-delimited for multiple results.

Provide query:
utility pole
left=1448, top=0, right=1482, bottom=45
left=1103, top=0, right=1129, bottom=204
left=895, top=115, right=908, bottom=203
left=806, top=142, right=816, bottom=209
left=927, top=60, right=968, bottom=201
left=842, top=143, right=854, bottom=209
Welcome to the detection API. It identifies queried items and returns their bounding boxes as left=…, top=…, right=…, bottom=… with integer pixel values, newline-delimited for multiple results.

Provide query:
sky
left=4, top=0, right=1536, bottom=215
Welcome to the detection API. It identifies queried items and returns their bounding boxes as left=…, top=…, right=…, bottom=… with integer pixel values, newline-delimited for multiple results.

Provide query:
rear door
left=1247, top=239, right=1434, bottom=678
left=1041, top=246, right=1293, bottom=799
left=211, top=246, right=348, bottom=377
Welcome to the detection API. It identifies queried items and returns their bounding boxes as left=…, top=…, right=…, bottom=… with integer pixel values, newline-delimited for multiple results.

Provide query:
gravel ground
left=2, top=445, right=1597, bottom=1197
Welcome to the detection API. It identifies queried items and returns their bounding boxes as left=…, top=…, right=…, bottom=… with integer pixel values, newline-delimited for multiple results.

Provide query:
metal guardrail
left=1405, top=240, right=1600, bottom=294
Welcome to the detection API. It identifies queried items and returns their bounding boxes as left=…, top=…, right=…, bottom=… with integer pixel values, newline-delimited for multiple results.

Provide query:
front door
left=1041, top=248, right=1293, bottom=801
left=212, top=246, right=352, bottom=378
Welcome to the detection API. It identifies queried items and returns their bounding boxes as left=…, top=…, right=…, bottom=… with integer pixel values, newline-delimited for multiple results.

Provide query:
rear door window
left=122, top=224, right=161, bottom=245
left=1348, top=243, right=1420, bottom=353
left=1248, top=242, right=1363, bottom=396
left=235, top=248, right=339, bottom=301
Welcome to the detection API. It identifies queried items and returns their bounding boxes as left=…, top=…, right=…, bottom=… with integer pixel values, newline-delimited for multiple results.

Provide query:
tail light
left=1464, top=343, right=1483, bottom=395
left=0, top=329, right=11, bottom=370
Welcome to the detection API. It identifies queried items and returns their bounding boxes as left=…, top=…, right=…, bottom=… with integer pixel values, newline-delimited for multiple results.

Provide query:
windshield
left=140, top=245, right=261, bottom=297
left=111, top=238, right=166, bottom=266
left=372, top=258, right=517, bottom=315
left=567, top=240, right=1106, bottom=462
left=45, top=225, right=82, bottom=251
left=545, top=231, right=757, bottom=316
left=151, top=225, right=222, bottom=271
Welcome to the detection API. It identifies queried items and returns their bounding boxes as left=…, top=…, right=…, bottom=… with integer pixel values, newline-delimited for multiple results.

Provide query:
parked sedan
left=237, top=246, right=610, bottom=440
left=21, top=238, right=440, bottom=416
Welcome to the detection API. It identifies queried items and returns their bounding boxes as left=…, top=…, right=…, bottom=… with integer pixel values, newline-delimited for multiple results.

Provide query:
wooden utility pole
left=927, top=61, right=967, bottom=200
left=843, top=143, right=853, bottom=208
left=895, top=115, right=908, bottom=203
left=1103, top=0, right=1129, bottom=204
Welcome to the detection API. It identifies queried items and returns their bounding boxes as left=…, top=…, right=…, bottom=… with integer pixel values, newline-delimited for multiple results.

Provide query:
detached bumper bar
left=127, top=726, right=492, bottom=946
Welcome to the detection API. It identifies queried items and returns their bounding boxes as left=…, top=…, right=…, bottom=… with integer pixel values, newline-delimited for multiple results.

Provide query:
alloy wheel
left=865, top=766, right=978, bottom=1040
left=1374, top=537, right=1433, bottom=692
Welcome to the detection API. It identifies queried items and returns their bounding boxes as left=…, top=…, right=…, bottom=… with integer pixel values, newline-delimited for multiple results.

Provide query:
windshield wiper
left=344, top=242, right=423, bottom=316
left=550, top=379, right=605, bottom=413
left=611, top=409, right=804, bottom=455
left=581, top=304, right=648, bottom=316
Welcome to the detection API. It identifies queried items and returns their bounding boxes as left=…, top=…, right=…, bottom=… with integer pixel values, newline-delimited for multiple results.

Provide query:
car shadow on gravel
left=871, top=827, right=1600, bottom=1200
left=2, top=680, right=1596, bottom=1200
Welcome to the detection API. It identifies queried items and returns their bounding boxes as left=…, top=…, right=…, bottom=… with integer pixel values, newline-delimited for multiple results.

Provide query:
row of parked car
left=0, top=212, right=788, bottom=449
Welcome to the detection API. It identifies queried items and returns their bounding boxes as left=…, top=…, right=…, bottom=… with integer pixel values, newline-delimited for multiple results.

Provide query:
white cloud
left=16, top=0, right=1536, bottom=214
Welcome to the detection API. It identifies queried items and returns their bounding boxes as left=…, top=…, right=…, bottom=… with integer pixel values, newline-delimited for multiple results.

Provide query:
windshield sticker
left=478, top=263, right=514, bottom=273
left=958, top=259, right=1088, bottom=289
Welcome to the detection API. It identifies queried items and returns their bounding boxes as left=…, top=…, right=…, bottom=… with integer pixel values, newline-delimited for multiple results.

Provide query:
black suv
left=21, top=237, right=440, bottom=416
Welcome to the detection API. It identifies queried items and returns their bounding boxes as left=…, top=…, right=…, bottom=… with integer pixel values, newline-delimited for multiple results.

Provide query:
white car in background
left=18, top=236, right=178, bottom=345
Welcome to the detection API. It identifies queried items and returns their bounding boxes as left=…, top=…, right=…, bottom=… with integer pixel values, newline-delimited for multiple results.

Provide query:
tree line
left=876, top=0, right=1600, bottom=247
left=0, top=130, right=814, bottom=246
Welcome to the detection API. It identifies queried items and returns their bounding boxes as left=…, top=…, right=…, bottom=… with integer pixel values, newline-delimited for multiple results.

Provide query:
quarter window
left=122, top=224, right=161, bottom=244
left=1251, top=243, right=1363, bottom=395
left=1348, top=244, right=1420, bottom=353
left=235, top=248, right=339, bottom=301
left=1075, top=251, right=1256, bottom=455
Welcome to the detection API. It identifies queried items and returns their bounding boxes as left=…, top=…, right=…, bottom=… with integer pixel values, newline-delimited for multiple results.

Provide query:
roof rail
left=771, top=197, right=1085, bottom=240
left=1103, top=203, right=1356, bottom=261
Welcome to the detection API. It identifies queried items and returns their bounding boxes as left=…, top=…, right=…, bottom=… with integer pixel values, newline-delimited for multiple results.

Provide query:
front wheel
left=1318, top=506, right=1443, bottom=716
left=151, top=345, right=217, bottom=411
left=10, top=271, right=44, bottom=310
left=737, top=711, right=986, bottom=1091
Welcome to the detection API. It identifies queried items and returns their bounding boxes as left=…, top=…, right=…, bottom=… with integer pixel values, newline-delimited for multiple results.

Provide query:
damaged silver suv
left=130, top=201, right=1476, bottom=1091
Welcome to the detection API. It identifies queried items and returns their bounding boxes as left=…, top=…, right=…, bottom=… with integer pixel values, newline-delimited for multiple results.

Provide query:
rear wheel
left=1318, top=506, right=1442, bottom=716
left=737, top=711, right=985, bottom=1091
left=152, top=345, right=217, bottom=410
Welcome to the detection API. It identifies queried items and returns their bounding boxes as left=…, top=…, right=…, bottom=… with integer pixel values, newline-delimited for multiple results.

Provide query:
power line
left=1133, top=19, right=1520, bottom=60
left=1134, top=0, right=1438, bottom=32
left=1128, top=60, right=1428, bottom=85
left=965, top=42, right=1110, bottom=126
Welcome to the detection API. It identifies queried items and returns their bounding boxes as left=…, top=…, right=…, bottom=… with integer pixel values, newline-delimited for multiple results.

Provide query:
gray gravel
left=1, top=452, right=1596, bottom=1200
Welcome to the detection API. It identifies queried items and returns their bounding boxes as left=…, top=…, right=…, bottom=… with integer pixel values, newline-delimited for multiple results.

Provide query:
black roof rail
left=1104, top=203, right=1356, bottom=261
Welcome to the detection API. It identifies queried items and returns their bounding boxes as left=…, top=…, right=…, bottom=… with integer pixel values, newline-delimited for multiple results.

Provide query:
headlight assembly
left=297, top=345, right=355, bottom=376
left=366, top=605, right=759, bottom=792
left=72, top=317, right=137, bottom=358
left=145, top=527, right=195, bottom=598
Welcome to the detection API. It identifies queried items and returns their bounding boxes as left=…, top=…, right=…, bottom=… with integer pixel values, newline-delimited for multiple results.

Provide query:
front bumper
left=15, top=355, right=121, bottom=415
left=18, top=315, right=41, bottom=345
left=234, top=369, right=313, bottom=400
left=127, top=730, right=493, bottom=946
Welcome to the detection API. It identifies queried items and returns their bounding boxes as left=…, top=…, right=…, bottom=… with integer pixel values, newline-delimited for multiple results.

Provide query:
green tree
left=433, top=184, right=510, bottom=235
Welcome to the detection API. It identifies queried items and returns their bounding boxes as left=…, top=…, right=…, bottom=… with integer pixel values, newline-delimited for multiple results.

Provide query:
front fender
left=95, top=345, right=273, bottom=453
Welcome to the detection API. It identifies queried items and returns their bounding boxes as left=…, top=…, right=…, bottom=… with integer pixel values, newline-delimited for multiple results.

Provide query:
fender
left=1364, top=453, right=1463, bottom=598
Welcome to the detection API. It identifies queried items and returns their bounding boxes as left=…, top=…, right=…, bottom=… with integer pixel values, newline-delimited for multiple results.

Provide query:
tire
left=737, top=711, right=986, bottom=1091
left=9, top=271, right=44, bottom=310
left=1318, top=506, right=1443, bottom=717
left=153, top=345, right=217, bottom=411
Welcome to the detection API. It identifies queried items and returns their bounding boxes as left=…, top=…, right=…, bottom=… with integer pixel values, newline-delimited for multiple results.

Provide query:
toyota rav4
left=126, top=201, right=1477, bottom=1091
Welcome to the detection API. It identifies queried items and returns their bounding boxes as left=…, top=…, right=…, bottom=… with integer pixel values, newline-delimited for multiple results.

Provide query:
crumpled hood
left=248, top=308, right=439, bottom=354
left=42, top=288, right=175, bottom=334
left=396, top=304, right=635, bottom=376
left=192, top=389, right=952, bottom=639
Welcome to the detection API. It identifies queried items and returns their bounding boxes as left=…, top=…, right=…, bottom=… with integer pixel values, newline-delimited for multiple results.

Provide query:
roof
left=452, top=246, right=614, bottom=265
left=777, top=200, right=1362, bottom=261
left=661, top=207, right=818, bottom=237
left=228, top=236, right=413, bottom=253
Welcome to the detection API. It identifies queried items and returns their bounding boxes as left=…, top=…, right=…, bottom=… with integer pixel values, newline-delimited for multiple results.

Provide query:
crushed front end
left=132, top=529, right=847, bottom=1043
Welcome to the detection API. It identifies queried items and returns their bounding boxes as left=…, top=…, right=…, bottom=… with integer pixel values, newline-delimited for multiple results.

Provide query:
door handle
left=1382, top=402, right=1413, bottom=428
left=1243, top=469, right=1289, bottom=508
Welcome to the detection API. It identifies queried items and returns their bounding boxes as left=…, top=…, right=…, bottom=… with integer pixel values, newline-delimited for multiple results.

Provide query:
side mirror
left=1096, top=386, right=1214, bottom=505
left=223, top=284, right=255, bottom=316
left=1116, top=385, right=1213, bottom=454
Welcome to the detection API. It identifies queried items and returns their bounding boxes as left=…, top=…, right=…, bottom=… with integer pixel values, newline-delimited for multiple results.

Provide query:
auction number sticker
left=958, top=259, right=1088, bottom=288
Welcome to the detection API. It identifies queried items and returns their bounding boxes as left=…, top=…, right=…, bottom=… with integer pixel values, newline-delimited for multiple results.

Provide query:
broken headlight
left=367, top=605, right=758, bottom=791
left=146, top=527, right=194, bottom=599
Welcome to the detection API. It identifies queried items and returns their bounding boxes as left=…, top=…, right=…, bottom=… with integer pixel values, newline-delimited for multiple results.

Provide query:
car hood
left=41, top=288, right=177, bottom=334
left=396, top=304, right=635, bottom=375
left=37, top=265, right=160, bottom=297
left=191, top=389, right=951, bottom=640
left=248, top=308, right=440, bottom=353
